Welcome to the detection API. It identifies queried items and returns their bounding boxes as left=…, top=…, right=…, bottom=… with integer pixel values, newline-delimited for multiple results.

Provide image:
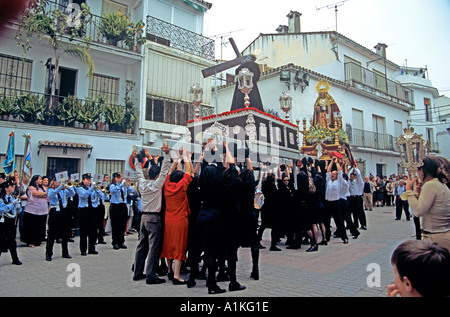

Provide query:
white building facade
left=215, top=11, right=444, bottom=177
left=0, top=0, right=215, bottom=179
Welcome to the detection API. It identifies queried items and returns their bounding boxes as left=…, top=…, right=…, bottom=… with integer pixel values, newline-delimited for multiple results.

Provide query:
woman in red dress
left=161, top=149, right=193, bottom=284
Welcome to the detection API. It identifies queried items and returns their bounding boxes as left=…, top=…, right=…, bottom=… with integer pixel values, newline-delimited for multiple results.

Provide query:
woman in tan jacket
left=403, top=155, right=450, bottom=251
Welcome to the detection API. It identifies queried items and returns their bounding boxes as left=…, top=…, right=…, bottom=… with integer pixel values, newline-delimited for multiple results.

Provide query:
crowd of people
left=1, top=140, right=449, bottom=296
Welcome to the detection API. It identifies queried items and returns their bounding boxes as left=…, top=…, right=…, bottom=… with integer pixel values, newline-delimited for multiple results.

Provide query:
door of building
left=46, top=157, right=80, bottom=180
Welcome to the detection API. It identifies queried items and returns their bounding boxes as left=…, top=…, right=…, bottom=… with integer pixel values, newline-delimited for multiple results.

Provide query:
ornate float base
left=301, top=141, right=354, bottom=165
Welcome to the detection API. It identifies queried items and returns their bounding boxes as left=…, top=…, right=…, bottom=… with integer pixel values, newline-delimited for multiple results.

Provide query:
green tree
left=15, top=0, right=94, bottom=102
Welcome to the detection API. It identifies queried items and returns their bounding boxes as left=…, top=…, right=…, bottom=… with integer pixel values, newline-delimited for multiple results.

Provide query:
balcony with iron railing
left=39, top=0, right=140, bottom=51
left=0, top=88, right=134, bottom=133
left=344, top=62, right=414, bottom=107
left=348, top=128, right=398, bottom=152
left=145, top=15, right=215, bottom=60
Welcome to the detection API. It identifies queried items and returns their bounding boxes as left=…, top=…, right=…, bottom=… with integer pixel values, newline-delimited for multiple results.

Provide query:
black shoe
left=286, top=244, right=299, bottom=249
left=250, top=268, right=259, bottom=280
left=187, top=278, right=196, bottom=288
left=113, top=244, right=120, bottom=250
left=46, top=256, right=52, bottom=261
left=12, top=259, right=22, bottom=265
left=229, top=282, right=246, bottom=292
left=360, top=226, right=367, bottom=230
left=306, top=245, right=318, bottom=252
left=98, top=241, right=107, bottom=244
left=256, top=242, right=266, bottom=249
left=353, top=232, right=360, bottom=239
left=318, top=240, right=327, bottom=246
left=133, top=274, right=146, bottom=281
left=88, top=250, right=98, bottom=255
left=172, top=278, right=188, bottom=285
left=146, top=278, right=166, bottom=285
left=119, top=244, right=127, bottom=249
left=62, top=254, right=72, bottom=259
left=208, top=284, right=226, bottom=295
left=343, top=239, right=349, bottom=244
left=81, top=252, right=87, bottom=256
left=167, top=272, right=174, bottom=280
left=270, top=246, right=281, bottom=251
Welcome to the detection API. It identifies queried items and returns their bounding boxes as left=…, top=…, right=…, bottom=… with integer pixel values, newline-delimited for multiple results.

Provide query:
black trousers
left=326, top=200, right=348, bottom=241
left=110, top=203, right=128, bottom=246
left=340, top=198, right=360, bottom=236
left=96, top=204, right=106, bottom=243
left=79, top=206, right=97, bottom=253
left=395, top=197, right=410, bottom=220
left=348, top=195, right=367, bottom=228
left=46, top=208, right=71, bottom=257
left=0, top=217, right=19, bottom=262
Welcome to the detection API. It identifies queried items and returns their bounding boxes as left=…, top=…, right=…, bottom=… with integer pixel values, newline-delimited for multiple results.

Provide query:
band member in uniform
left=96, top=175, right=109, bottom=245
left=76, top=173, right=97, bottom=256
left=109, top=172, right=130, bottom=250
left=90, top=180, right=107, bottom=245
left=0, top=178, right=22, bottom=265
left=46, top=179, right=75, bottom=261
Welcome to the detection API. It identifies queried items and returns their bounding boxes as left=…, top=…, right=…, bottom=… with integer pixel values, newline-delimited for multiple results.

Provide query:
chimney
left=276, top=25, right=289, bottom=33
left=374, top=43, right=388, bottom=59
left=287, top=10, right=301, bottom=33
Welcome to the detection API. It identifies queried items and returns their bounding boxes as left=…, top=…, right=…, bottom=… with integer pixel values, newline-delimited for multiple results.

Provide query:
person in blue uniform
left=76, top=173, right=97, bottom=255
left=0, top=178, right=22, bottom=265
left=46, top=179, right=75, bottom=261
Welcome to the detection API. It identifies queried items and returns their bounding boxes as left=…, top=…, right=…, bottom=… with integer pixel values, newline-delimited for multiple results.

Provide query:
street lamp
left=189, top=83, right=203, bottom=120
left=236, top=68, right=254, bottom=108
left=279, top=91, right=293, bottom=121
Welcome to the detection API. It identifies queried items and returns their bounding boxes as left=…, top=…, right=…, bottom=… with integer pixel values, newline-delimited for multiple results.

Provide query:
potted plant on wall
left=78, top=97, right=101, bottom=129
left=94, top=95, right=107, bottom=130
left=98, top=11, right=130, bottom=46
left=17, top=93, right=47, bottom=123
left=0, top=96, right=18, bottom=121
left=125, top=20, right=146, bottom=51
left=55, top=95, right=82, bottom=127
left=104, top=104, right=125, bottom=132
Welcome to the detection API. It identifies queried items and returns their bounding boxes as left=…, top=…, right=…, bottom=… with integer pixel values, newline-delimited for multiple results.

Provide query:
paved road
left=0, top=206, right=417, bottom=299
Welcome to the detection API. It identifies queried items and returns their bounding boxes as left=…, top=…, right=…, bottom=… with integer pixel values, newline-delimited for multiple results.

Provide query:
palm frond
left=64, top=46, right=95, bottom=77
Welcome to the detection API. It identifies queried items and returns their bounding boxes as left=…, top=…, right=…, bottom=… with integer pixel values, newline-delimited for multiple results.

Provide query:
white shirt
left=134, top=153, right=170, bottom=213
left=340, top=179, right=350, bottom=200
left=348, top=167, right=364, bottom=196
left=325, top=171, right=344, bottom=202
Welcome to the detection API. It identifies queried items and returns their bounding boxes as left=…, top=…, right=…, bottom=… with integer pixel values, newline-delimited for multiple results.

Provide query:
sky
left=203, top=0, right=450, bottom=94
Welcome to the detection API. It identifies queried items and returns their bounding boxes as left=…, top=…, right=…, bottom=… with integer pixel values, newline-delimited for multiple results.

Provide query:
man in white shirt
left=325, top=157, right=349, bottom=244
left=132, top=144, right=170, bottom=284
left=340, top=172, right=360, bottom=239
left=348, top=165, right=367, bottom=230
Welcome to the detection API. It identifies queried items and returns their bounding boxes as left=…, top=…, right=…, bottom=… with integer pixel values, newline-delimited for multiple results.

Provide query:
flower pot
left=97, top=121, right=105, bottom=130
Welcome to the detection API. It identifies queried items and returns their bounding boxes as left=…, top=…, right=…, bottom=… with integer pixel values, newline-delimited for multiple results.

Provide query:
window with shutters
left=101, top=0, right=128, bottom=15
left=96, top=159, right=124, bottom=179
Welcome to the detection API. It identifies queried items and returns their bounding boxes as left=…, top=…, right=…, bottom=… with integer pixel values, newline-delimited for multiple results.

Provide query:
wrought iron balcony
left=145, top=15, right=215, bottom=60
left=344, top=62, right=414, bottom=106
left=42, top=0, right=135, bottom=51
left=348, top=128, right=398, bottom=152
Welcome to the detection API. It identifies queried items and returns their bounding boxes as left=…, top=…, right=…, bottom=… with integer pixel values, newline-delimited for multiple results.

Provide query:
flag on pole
left=2, top=130, right=15, bottom=175
left=22, top=133, right=32, bottom=180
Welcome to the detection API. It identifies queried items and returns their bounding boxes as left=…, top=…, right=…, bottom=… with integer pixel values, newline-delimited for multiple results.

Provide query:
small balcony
left=344, top=62, right=414, bottom=107
left=145, top=15, right=215, bottom=60
left=41, top=0, right=142, bottom=51
left=348, top=128, right=398, bottom=152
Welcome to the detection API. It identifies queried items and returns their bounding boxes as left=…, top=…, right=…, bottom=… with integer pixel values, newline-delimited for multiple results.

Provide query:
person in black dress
left=257, top=167, right=281, bottom=251
left=237, top=157, right=260, bottom=280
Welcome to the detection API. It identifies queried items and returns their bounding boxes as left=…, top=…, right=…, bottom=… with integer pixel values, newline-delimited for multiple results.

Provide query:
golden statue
left=313, top=81, right=340, bottom=129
